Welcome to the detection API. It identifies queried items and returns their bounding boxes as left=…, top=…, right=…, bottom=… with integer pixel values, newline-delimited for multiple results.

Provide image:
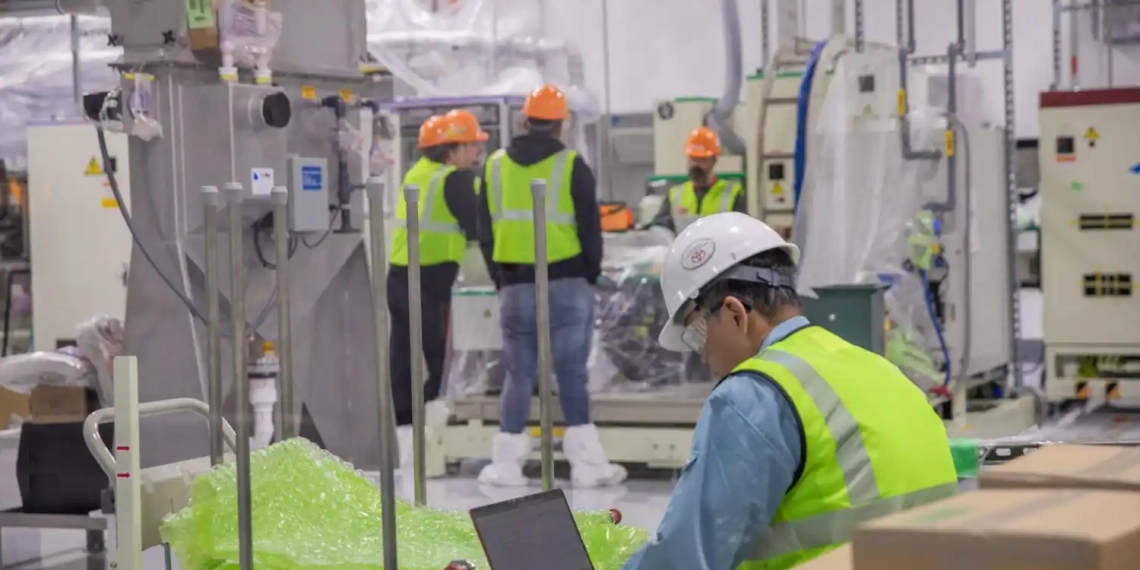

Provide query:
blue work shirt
left=621, top=316, right=809, bottom=570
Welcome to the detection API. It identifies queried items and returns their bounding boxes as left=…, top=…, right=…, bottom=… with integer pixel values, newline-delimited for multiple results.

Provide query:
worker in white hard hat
left=621, top=212, right=959, bottom=570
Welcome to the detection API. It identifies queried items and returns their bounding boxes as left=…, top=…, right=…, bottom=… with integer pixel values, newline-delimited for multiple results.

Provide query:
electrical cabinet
left=1038, top=88, right=1140, bottom=401
left=28, top=122, right=131, bottom=351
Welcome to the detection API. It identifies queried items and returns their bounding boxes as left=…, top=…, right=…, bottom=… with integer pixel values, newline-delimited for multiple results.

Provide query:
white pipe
left=249, top=377, right=276, bottom=449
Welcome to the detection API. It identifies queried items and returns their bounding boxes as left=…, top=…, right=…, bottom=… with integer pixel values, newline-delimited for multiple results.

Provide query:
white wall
left=544, top=0, right=1140, bottom=138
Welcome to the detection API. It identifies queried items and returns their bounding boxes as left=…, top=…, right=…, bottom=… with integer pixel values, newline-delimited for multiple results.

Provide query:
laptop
left=470, top=489, right=595, bottom=570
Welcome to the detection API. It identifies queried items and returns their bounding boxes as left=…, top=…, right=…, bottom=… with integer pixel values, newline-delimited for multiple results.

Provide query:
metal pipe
left=223, top=182, right=254, bottom=570
left=905, top=0, right=917, bottom=54
left=761, top=0, right=771, bottom=65
left=531, top=179, right=555, bottom=492
left=69, top=14, right=81, bottom=109
left=955, top=0, right=966, bottom=50
left=1001, top=0, right=1024, bottom=390
left=600, top=0, right=614, bottom=199
left=1051, top=0, right=1063, bottom=89
left=403, top=183, right=427, bottom=506
left=896, top=48, right=941, bottom=161
left=202, top=185, right=224, bottom=466
left=1070, top=0, right=1081, bottom=90
left=964, top=0, right=977, bottom=66
left=367, top=177, right=399, bottom=570
left=270, top=185, right=294, bottom=440
left=854, top=0, right=865, bottom=53
left=707, top=0, right=747, bottom=155
left=929, top=43, right=959, bottom=214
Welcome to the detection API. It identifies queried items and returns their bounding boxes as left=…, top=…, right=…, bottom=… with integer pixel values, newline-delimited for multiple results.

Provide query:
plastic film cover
left=0, top=15, right=120, bottom=169
left=794, top=55, right=947, bottom=391
left=161, top=438, right=647, bottom=570
left=444, top=229, right=708, bottom=400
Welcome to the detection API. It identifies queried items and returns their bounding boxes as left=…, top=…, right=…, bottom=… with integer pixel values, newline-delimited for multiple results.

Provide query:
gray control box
left=287, top=156, right=331, bottom=233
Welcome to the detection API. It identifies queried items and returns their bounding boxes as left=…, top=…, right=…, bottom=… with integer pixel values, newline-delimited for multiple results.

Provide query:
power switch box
left=287, top=156, right=330, bottom=233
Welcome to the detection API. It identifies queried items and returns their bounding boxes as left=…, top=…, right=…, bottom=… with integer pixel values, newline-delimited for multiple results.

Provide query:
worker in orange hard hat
left=648, top=126, right=746, bottom=234
left=474, top=83, right=623, bottom=488
left=389, top=110, right=491, bottom=475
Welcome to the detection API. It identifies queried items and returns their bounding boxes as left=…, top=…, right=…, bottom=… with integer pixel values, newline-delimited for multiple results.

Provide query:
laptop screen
left=470, top=489, right=595, bottom=570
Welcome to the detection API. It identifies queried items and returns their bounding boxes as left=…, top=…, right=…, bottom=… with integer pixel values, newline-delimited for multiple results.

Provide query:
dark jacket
left=476, top=133, right=603, bottom=289
left=648, top=180, right=748, bottom=233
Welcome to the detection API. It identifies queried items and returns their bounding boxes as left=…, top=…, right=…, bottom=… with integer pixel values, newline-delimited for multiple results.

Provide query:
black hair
left=697, top=249, right=800, bottom=320
left=423, top=143, right=459, bottom=163
left=525, top=118, right=561, bottom=136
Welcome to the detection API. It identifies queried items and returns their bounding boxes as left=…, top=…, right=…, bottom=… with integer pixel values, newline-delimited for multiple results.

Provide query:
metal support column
left=271, top=185, right=295, bottom=439
left=201, top=185, right=224, bottom=465
left=224, top=182, right=254, bottom=570
left=531, top=179, right=555, bottom=491
left=404, top=183, right=428, bottom=506
left=1001, top=0, right=1023, bottom=389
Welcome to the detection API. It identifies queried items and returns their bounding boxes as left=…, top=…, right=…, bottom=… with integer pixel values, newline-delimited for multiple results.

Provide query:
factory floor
left=0, top=456, right=675, bottom=569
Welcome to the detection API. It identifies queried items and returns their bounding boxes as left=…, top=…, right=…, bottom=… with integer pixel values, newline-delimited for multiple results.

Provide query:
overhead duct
left=53, top=0, right=105, bottom=15
left=706, top=0, right=746, bottom=155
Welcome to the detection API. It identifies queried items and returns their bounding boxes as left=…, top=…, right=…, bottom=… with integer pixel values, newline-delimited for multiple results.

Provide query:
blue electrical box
left=287, top=156, right=330, bottom=233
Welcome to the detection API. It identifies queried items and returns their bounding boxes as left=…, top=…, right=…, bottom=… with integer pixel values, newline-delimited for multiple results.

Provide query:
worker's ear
left=722, top=296, right=750, bottom=329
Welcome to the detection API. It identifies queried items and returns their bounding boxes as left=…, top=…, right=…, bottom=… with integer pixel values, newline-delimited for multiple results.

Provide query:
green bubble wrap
left=161, top=439, right=648, bottom=570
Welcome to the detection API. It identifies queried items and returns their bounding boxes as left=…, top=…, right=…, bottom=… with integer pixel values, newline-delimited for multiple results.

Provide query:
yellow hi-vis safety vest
left=484, top=148, right=582, bottom=264
left=669, top=179, right=742, bottom=217
left=734, top=326, right=959, bottom=570
left=390, top=157, right=468, bottom=267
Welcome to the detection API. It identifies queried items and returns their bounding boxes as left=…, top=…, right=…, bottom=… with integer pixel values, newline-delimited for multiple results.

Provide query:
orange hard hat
left=418, top=115, right=450, bottom=149
left=684, top=126, right=721, bottom=158
left=443, top=109, right=490, bottom=144
left=522, top=84, right=569, bottom=121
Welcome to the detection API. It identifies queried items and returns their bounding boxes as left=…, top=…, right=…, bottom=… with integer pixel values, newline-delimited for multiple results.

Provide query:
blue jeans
left=499, top=277, right=594, bottom=434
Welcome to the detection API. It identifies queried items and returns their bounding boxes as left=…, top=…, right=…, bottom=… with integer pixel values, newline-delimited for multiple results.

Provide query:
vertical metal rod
left=270, top=185, right=294, bottom=440
left=404, top=183, right=427, bottom=506
left=964, top=0, right=977, bottom=66
left=69, top=14, right=81, bottom=110
left=854, top=0, right=865, bottom=53
left=1070, top=0, right=1081, bottom=89
left=1001, top=0, right=1023, bottom=390
left=905, top=0, right=917, bottom=53
left=202, top=185, right=224, bottom=466
left=531, top=179, right=555, bottom=492
left=1052, top=0, right=1063, bottom=89
left=224, top=182, right=254, bottom=570
left=368, top=177, right=399, bottom=570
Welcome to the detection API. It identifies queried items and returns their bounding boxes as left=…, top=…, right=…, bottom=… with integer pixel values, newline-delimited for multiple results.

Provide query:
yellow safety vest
left=484, top=148, right=582, bottom=264
left=390, top=157, right=468, bottom=267
left=669, top=179, right=742, bottom=217
left=734, top=326, right=959, bottom=570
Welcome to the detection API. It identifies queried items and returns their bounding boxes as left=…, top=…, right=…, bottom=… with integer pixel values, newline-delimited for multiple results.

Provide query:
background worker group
left=388, top=85, right=626, bottom=488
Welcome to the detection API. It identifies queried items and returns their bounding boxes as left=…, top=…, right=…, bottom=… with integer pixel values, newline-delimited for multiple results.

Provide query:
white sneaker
left=426, top=399, right=451, bottom=426
left=477, top=432, right=532, bottom=487
left=562, top=424, right=627, bottom=488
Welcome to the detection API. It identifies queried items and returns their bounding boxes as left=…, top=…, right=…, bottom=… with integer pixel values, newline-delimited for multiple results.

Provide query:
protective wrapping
left=0, top=15, right=120, bottom=169
left=794, top=56, right=949, bottom=391
left=162, top=438, right=647, bottom=570
left=445, top=229, right=708, bottom=399
left=366, top=0, right=598, bottom=122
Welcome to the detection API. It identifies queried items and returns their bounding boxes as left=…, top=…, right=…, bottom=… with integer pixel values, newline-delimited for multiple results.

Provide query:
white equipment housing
left=1038, top=88, right=1140, bottom=403
left=28, top=122, right=132, bottom=351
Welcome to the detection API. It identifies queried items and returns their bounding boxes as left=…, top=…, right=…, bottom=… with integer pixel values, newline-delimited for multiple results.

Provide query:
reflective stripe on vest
left=487, top=150, right=575, bottom=224
left=392, top=167, right=460, bottom=234
left=669, top=179, right=738, bottom=216
left=747, top=347, right=955, bottom=558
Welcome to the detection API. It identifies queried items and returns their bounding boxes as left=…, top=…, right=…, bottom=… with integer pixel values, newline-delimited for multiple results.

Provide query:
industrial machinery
left=1038, top=87, right=1140, bottom=404
left=27, top=122, right=131, bottom=352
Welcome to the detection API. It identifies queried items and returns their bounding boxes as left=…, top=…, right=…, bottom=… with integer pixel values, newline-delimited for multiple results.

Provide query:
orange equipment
left=684, top=126, right=722, bottom=158
left=443, top=109, right=490, bottom=143
left=522, top=84, right=570, bottom=121
left=599, top=202, right=635, bottom=232
left=418, top=115, right=451, bottom=149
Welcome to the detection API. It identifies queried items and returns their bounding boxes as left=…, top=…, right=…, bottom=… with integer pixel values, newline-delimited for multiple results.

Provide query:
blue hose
left=918, top=268, right=952, bottom=388
left=792, top=40, right=829, bottom=212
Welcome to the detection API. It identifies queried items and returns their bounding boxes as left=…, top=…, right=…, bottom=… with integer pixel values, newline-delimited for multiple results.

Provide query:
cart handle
left=82, top=397, right=239, bottom=479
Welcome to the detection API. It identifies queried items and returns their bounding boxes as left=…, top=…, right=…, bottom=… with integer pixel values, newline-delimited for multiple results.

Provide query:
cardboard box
left=799, top=545, right=851, bottom=570
left=0, top=386, right=29, bottom=428
left=29, top=385, right=91, bottom=425
left=854, top=489, right=1140, bottom=570
left=979, top=444, right=1140, bottom=492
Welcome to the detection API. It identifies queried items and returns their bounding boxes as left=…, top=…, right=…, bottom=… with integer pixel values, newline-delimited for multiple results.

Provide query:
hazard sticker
left=84, top=157, right=103, bottom=176
left=680, top=238, right=716, bottom=270
left=771, top=182, right=784, bottom=196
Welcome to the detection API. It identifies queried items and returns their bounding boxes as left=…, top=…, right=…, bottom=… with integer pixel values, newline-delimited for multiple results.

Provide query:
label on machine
left=251, top=168, right=275, bottom=196
left=301, top=166, right=323, bottom=192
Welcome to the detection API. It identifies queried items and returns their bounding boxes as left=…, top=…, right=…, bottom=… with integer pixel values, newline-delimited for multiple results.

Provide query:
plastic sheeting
left=445, top=229, right=709, bottom=399
left=162, top=438, right=648, bottom=570
left=0, top=15, right=120, bottom=169
left=794, top=55, right=948, bottom=391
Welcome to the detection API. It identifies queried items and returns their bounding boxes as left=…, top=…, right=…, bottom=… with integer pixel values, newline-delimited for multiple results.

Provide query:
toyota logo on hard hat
left=680, top=238, right=716, bottom=270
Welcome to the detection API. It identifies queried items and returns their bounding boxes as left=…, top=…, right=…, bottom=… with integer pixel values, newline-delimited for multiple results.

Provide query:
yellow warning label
left=528, top=426, right=566, bottom=438
left=301, top=85, right=317, bottom=101
left=100, top=197, right=118, bottom=209
left=771, top=182, right=784, bottom=196
left=340, top=88, right=355, bottom=103
left=84, top=157, right=103, bottom=176
left=944, top=129, right=955, bottom=158
left=896, top=89, right=906, bottom=117
left=1084, top=127, right=1099, bottom=141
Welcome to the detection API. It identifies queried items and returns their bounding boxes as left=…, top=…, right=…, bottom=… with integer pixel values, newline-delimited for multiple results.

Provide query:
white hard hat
left=658, top=212, right=800, bottom=352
